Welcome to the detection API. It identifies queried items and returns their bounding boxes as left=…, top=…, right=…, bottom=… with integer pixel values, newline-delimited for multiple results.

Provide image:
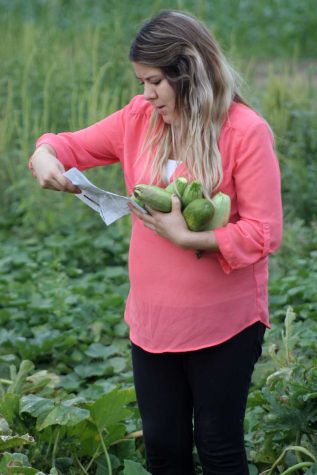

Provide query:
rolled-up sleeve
left=214, top=121, right=283, bottom=274
left=33, top=106, right=127, bottom=171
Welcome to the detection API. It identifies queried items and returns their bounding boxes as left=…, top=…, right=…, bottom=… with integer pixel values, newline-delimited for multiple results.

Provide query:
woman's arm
left=29, top=105, right=128, bottom=193
left=214, top=120, right=283, bottom=273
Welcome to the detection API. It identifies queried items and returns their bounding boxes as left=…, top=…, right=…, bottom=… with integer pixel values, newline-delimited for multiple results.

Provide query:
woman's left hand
left=129, top=194, right=189, bottom=247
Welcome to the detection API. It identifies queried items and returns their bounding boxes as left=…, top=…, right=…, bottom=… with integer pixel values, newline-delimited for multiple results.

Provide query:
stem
left=85, top=444, right=102, bottom=472
left=0, top=378, right=12, bottom=385
left=52, top=427, right=61, bottom=468
left=110, top=430, right=144, bottom=447
left=46, top=432, right=53, bottom=458
left=265, top=445, right=316, bottom=475
left=295, top=433, right=303, bottom=463
left=98, top=428, right=112, bottom=475
left=279, top=462, right=313, bottom=475
left=75, top=454, right=90, bottom=475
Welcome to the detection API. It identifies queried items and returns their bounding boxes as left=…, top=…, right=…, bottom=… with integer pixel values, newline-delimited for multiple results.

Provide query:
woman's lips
left=157, top=105, right=166, bottom=113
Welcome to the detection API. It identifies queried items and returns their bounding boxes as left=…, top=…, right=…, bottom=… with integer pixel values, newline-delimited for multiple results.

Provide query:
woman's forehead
left=132, top=62, right=163, bottom=79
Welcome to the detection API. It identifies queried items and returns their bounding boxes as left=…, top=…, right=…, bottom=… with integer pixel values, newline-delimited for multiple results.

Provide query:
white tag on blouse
left=166, top=159, right=179, bottom=180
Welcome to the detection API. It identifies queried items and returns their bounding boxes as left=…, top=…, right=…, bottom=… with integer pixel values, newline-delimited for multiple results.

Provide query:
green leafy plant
left=0, top=358, right=145, bottom=474
left=246, top=308, right=317, bottom=473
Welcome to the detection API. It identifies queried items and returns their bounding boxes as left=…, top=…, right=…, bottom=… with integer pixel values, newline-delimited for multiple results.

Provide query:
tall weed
left=259, top=67, right=317, bottom=223
left=1, top=1, right=317, bottom=229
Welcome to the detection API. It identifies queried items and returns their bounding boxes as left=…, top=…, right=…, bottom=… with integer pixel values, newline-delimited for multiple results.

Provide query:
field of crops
left=1, top=1, right=317, bottom=474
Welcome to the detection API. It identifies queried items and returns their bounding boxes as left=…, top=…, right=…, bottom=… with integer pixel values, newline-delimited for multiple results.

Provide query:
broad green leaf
left=59, top=373, right=81, bottom=391
left=79, top=380, right=116, bottom=401
left=0, top=354, right=17, bottom=364
left=0, top=452, right=36, bottom=475
left=6, top=468, right=43, bottom=475
left=96, top=454, right=121, bottom=475
left=113, top=322, right=129, bottom=337
left=90, top=387, right=136, bottom=431
left=0, top=452, right=30, bottom=468
left=20, top=395, right=89, bottom=431
left=74, top=362, right=114, bottom=378
left=37, top=404, right=89, bottom=430
left=20, top=395, right=55, bottom=419
left=29, top=294, right=54, bottom=311
left=0, top=416, right=12, bottom=435
left=85, top=343, right=118, bottom=359
left=0, top=393, right=20, bottom=426
left=7, top=360, right=35, bottom=395
left=123, top=459, right=151, bottom=475
left=104, top=422, right=126, bottom=447
left=109, top=356, right=127, bottom=373
left=55, top=457, right=73, bottom=472
left=0, top=433, right=34, bottom=450
left=26, top=370, right=60, bottom=392
left=104, top=266, right=127, bottom=278
left=114, top=439, right=136, bottom=460
left=65, top=419, right=100, bottom=457
left=61, top=396, right=86, bottom=407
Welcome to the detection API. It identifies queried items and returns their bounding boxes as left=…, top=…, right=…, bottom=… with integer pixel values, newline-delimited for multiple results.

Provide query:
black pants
left=131, top=321, right=265, bottom=475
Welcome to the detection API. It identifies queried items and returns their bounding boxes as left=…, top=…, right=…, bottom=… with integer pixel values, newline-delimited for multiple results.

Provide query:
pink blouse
left=35, top=95, right=283, bottom=353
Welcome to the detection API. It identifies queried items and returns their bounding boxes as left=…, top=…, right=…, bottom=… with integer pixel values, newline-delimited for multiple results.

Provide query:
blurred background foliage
left=1, top=0, right=317, bottom=231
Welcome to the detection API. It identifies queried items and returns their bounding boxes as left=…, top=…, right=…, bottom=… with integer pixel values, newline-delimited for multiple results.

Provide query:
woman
left=30, top=10, right=283, bottom=475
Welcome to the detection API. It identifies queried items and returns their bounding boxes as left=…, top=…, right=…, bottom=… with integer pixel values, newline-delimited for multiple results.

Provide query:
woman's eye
left=137, top=79, right=161, bottom=87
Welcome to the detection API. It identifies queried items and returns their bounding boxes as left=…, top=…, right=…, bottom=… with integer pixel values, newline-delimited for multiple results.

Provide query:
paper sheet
left=63, top=168, right=146, bottom=225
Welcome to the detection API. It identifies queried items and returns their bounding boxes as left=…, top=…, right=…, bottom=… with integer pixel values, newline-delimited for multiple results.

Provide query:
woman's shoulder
left=124, top=94, right=153, bottom=117
left=224, top=101, right=270, bottom=136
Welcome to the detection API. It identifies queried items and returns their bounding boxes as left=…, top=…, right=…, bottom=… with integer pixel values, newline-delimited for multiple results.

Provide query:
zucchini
left=206, top=192, right=231, bottom=229
left=182, top=180, right=203, bottom=208
left=165, top=177, right=188, bottom=197
left=133, top=184, right=172, bottom=212
left=183, top=198, right=214, bottom=231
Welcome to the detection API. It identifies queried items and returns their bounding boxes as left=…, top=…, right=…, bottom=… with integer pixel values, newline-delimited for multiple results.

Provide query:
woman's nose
left=143, top=83, right=157, bottom=101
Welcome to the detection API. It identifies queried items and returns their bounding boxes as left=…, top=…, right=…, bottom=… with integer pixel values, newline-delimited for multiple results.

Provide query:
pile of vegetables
left=131, top=177, right=231, bottom=232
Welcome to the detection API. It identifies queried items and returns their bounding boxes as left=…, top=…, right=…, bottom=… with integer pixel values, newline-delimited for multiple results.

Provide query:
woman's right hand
left=30, top=145, right=81, bottom=193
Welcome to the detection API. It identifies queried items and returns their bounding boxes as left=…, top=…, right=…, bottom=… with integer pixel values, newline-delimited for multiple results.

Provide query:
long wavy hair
left=129, top=10, right=248, bottom=196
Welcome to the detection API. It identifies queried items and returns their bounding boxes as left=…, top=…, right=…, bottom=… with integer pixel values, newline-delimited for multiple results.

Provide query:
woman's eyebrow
left=135, top=74, right=162, bottom=81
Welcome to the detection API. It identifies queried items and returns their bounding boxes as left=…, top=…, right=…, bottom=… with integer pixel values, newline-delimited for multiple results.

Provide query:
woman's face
left=133, top=62, right=178, bottom=125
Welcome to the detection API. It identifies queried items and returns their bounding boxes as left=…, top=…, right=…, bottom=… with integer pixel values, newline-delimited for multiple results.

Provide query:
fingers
left=31, top=151, right=80, bottom=193
left=144, top=205, right=154, bottom=216
left=36, top=165, right=80, bottom=193
left=128, top=202, right=145, bottom=219
left=171, top=193, right=182, bottom=211
left=39, top=173, right=80, bottom=193
left=54, top=175, right=81, bottom=193
left=129, top=196, right=181, bottom=225
left=128, top=203, right=156, bottom=230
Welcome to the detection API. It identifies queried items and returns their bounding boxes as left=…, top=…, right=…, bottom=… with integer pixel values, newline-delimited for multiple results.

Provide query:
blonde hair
left=129, top=10, right=247, bottom=197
